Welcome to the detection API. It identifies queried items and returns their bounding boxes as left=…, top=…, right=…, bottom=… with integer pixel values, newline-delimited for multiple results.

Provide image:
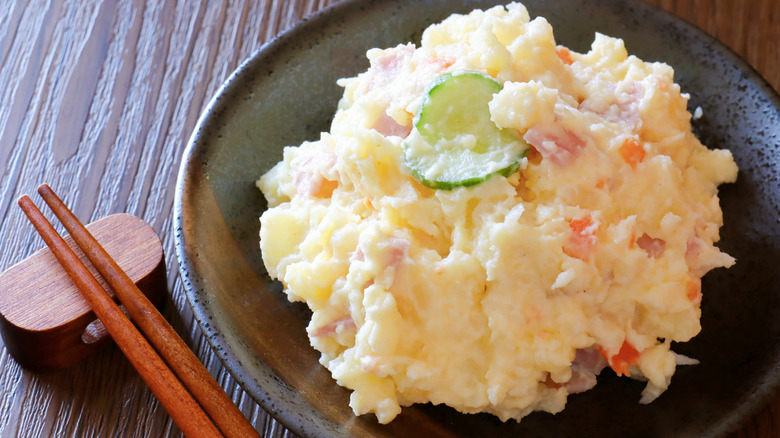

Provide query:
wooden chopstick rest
left=0, top=213, right=166, bottom=372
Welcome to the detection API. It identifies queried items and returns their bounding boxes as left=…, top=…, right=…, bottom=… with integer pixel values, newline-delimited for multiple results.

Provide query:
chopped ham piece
left=294, top=153, right=338, bottom=198
left=360, top=355, right=395, bottom=378
left=373, top=111, right=411, bottom=138
left=310, top=316, right=356, bottom=338
left=352, top=238, right=409, bottom=289
left=366, top=44, right=414, bottom=91
left=360, top=355, right=381, bottom=373
left=386, top=238, right=411, bottom=270
left=567, top=347, right=608, bottom=393
left=374, top=45, right=412, bottom=72
left=523, top=124, right=587, bottom=168
left=561, top=370, right=598, bottom=394
left=575, top=345, right=609, bottom=373
left=685, top=237, right=702, bottom=262
left=543, top=346, right=608, bottom=394
left=636, top=233, right=666, bottom=258
left=581, top=81, right=644, bottom=132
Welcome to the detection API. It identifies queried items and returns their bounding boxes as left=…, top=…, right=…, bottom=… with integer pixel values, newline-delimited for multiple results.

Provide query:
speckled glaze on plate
left=173, top=1, right=780, bottom=437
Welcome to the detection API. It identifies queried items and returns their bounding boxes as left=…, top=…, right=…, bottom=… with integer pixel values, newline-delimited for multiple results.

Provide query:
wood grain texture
left=0, top=0, right=776, bottom=437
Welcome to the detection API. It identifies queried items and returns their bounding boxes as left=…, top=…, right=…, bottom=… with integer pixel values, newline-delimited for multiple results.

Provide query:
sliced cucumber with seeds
left=403, top=71, right=529, bottom=190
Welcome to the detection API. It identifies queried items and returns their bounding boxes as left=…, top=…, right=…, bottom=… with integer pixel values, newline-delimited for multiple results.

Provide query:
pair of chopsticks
left=18, top=184, right=260, bottom=438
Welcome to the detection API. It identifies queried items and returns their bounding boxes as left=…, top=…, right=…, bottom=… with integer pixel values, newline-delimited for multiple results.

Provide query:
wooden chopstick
left=18, top=195, right=222, bottom=438
left=33, top=184, right=260, bottom=438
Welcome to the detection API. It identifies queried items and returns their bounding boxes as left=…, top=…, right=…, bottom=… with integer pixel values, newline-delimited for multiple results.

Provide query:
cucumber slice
left=403, top=71, right=529, bottom=190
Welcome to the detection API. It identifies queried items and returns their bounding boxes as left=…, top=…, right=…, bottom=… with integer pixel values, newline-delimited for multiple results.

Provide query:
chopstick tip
left=17, top=194, right=41, bottom=221
left=17, top=194, right=32, bottom=208
left=37, top=184, right=52, bottom=196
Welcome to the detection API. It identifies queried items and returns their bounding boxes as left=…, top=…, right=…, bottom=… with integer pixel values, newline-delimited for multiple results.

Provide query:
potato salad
left=257, top=2, right=738, bottom=424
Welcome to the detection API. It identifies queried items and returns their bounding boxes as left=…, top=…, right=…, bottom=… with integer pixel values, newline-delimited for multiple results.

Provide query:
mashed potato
left=257, top=3, right=738, bottom=424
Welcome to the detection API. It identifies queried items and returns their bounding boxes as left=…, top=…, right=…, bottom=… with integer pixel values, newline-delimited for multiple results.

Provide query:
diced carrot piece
left=428, top=56, right=455, bottom=69
left=619, top=137, right=645, bottom=169
left=569, top=216, right=592, bottom=235
left=686, top=276, right=702, bottom=305
left=611, top=341, right=641, bottom=376
left=598, top=340, right=640, bottom=377
left=525, top=144, right=542, bottom=165
left=556, top=46, right=574, bottom=65
left=316, top=179, right=338, bottom=198
left=564, top=215, right=597, bottom=260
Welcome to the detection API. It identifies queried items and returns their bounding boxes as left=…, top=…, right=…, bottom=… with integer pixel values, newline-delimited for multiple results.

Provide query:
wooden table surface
left=0, top=0, right=777, bottom=436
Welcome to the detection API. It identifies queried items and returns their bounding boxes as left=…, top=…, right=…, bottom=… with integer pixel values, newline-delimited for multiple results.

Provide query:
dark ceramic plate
left=174, top=1, right=780, bottom=437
